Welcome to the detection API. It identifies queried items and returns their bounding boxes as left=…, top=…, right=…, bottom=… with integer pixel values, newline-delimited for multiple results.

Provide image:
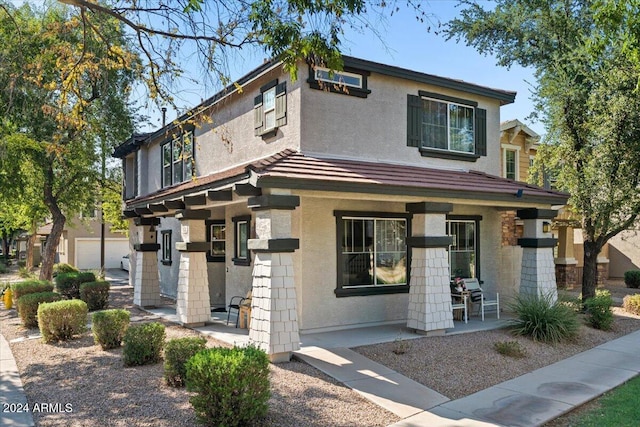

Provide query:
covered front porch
left=124, top=150, right=569, bottom=362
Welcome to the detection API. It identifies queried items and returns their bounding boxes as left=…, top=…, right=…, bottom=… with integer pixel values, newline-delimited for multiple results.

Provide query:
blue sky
left=147, top=1, right=545, bottom=136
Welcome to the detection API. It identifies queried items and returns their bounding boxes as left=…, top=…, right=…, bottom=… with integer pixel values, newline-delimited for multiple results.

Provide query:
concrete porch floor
left=143, top=305, right=510, bottom=350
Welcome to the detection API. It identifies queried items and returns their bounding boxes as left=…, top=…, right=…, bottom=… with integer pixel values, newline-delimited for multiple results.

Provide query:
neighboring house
left=37, top=213, right=128, bottom=270
left=500, top=119, right=539, bottom=182
left=114, top=56, right=569, bottom=361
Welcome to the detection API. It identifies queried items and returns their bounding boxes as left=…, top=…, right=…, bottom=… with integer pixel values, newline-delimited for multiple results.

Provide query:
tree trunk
left=26, top=229, right=37, bottom=271
left=582, top=240, right=600, bottom=301
left=40, top=165, right=66, bottom=281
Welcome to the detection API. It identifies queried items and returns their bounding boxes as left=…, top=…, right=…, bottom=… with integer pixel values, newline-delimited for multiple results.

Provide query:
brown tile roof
left=128, top=149, right=568, bottom=208
left=251, top=151, right=569, bottom=206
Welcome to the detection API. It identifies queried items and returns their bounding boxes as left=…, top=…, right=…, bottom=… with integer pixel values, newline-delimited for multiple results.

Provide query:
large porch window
left=447, top=217, right=481, bottom=279
left=335, top=211, right=410, bottom=297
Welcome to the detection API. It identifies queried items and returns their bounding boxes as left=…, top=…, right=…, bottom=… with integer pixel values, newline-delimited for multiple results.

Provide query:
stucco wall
left=296, top=196, right=409, bottom=332
left=294, top=196, right=506, bottom=333
left=300, top=69, right=504, bottom=176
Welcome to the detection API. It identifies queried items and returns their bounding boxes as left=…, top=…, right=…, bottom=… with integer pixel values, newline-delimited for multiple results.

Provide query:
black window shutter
left=475, top=108, right=487, bottom=156
left=407, top=94, right=423, bottom=147
left=275, top=82, right=287, bottom=127
left=253, top=94, right=263, bottom=136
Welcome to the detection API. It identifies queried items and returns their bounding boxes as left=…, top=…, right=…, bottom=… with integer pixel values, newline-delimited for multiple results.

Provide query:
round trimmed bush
left=164, top=337, right=207, bottom=387
left=509, top=292, right=580, bottom=343
left=624, top=270, right=640, bottom=289
left=55, top=272, right=96, bottom=299
left=92, top=309, right=130, bottom=350
left=122, top=322, right=166, bottom=366
left=623, top=294, right=640, bottom=315
left=11, top=280, right=54, bottom=309
left=80, top=281, right=110, bottom=311
left=186, top=345, right=270, bottom=427
left=17, top=292, right=62, bottom=328
left=37, top=299, right=88, bottom=343
left=53, top=263, right=79, bottom=276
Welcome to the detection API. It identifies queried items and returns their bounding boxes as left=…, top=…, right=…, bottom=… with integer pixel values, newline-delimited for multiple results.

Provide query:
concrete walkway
left=3, top=300, right=639, bottom=427
left=0, top=334, right=35, bottom=427
left=297, top=329, right=640, bottom=427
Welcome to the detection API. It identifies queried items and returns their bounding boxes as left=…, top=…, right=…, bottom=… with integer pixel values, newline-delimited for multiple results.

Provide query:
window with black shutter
left=254, top=79, right=287, bottom=138
left=407, top=92, right=487, bottom=161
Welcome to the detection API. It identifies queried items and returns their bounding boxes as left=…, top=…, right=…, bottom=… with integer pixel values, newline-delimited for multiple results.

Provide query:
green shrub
left=80, top=281, right=110, bottom=311
left=17, top=292, right=62, bottom=328
left=164, top=337, right=207, bottom=387
left=92, top=309, right=130, bottom=350
left=623, top=294, right=640, bottom=315
left=186, top=345, right=270, bottom=427
left=624, top=270, right=640, bottom=289
left=122, top=322, right=165, bottom=366
left=494, top=340, right=527, bottom=358
left=18, top=266, right=34, bottom=278
left=11, top=280, right=54, bottom=308
left=55, top=272, right=96, bottom=299
left=38, top=299, right=88, bottom=343
left=509, top=293, right=580, bottom=343
left=584, top=290, right=614, bottom=330
left=0, top=262, right=7, bottom=274
left=53, top=263, right=79, bottom=275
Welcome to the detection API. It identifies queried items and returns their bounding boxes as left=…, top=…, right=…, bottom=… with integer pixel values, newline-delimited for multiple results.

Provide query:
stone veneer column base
left=520, top=248, right=558, bottom=301
left=176, top=252, right=211, bottom=327
left=407, top=248, right=454, bottom=332
left=133, top=251, right=161, bottom=308
left=249, top=252, right=300, bottom=362
left=555, top=261, right=577, bottom=289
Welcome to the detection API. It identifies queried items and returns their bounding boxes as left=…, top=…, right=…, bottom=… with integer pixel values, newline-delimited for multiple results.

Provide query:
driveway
left=104, top=268, right=130, bottom=286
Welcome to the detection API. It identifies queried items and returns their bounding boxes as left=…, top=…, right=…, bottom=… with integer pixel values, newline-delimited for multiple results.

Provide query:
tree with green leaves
left=446, top=0, right=640, bottom=301
left=0, top=3, right=139, bottom=280
left=55, top=0, right=430, bottom=109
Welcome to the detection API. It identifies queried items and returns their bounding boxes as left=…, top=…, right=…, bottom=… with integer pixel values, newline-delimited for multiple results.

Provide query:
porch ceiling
left=250, top=151, right=570, bottom=207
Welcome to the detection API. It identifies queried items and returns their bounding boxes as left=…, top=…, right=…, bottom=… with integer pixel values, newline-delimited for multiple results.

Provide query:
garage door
left=75, top=238, right=129, bottom=270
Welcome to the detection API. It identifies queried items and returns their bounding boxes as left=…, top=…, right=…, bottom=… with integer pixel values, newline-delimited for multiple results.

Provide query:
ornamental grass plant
left=509, top=292, right=580, bottom=343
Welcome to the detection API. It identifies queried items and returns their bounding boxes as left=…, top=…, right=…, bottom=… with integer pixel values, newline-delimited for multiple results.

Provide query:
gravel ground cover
left=2, top=270, right=639, bottom=427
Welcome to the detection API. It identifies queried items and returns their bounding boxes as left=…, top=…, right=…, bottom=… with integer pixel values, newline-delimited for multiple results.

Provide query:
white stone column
left=247, top=194, right=300, bottom=363
left=406, top=203, right=454, bottom=335
left=517, top=209, right=559, bottom=301
left=133, top=217, right=162, bottom=308
left=175, top=210, right=211, bottom=327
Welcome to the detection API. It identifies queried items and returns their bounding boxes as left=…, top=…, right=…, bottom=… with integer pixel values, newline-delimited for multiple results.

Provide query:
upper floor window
left=407, top=92, right=486, bottom=161
left=162, top=131, right=194, bottom=188
left=254, top=80, right=286, bottom=137
left=307, top=65, right=371, bottom=98
left=315, top=67, right=363, bottom=89
left=502, top=144, right=520, bottom=180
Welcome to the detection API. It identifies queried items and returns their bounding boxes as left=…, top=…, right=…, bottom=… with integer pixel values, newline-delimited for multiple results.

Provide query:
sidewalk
left=0, top=334, right=35, bottom=427
left=296, top=329, right=640, bottom=427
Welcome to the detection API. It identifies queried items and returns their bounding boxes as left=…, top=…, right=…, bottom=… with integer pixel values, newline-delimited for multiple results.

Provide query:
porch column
left=175, top=210, right=211, bottom=327
left=406, top=203, right=454, bottom=335
left=555, top=224, right=578, bottom=289
left=517, top=209, right=558, bottom=301
left=247, top=194, right=300, bottom=363
left=133, top=217, right=161, bottom=308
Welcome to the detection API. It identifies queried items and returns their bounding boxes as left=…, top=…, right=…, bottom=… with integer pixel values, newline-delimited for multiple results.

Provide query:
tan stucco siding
left=300, top=70, right=504, bottom=176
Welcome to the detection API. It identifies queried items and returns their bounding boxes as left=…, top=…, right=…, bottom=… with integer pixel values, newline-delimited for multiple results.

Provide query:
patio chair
left=451, top=293, right=468, bottom=323
left=227, top=290, right=252, bottom=327
left=463, top=278, right=500, bottom=321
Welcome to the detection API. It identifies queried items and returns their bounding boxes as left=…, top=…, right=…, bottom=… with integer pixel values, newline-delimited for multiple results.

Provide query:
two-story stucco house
left=114, top=56, right=569, bottom=361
